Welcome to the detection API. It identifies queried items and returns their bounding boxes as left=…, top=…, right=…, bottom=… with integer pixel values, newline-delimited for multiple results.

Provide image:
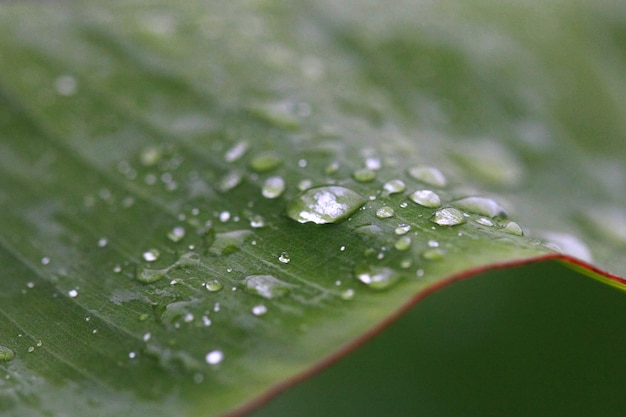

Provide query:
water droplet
left=249, top=152, right=283, bottom=172
left=502, top=221, right=523, bottom=236
left=430, top=208, right=466, bottom=226
left=137, top=268, right=168, bottom=284
left=0, top=345, right=15, bottom=362
left=97, top=238, right=108, bottom=248
left=68, top=289, right=78, bottom=298
left=394, top=236, right=412, bottom=251
left=409, top=190, right=441, bottom=208
left=205, top=280, right=223, bottom=292
left=210, top=230, right=252, bottom=255
left=224, top=141, right=249, bottom=163
left=325, top=161, right=340, bottom=175
left=376, top=206, right=395, bottom=219
left=243, top=275, right=291, bottom=299
left=143, top=333, right=152, bottom=342
left=286, top=186, right=366, bottom=224
left=41, top=257, right=50, bottom=265
left=278, top=252, right=291, bottom=264
left=167, top=226, right=186, bottom=242
left=340, top=288, right=355, bottom=300
left=407, top=166, right=447, bottom=187
left=262, top=176, right=286, bottom=199
left=298, top=159, right=307, bottom=168
left=202, top=316, right=212, bottom=327
left=28, top=346, right=35, bottom=353
left=364, top=157, right=382, bottom=170
left=140, top=146, right=163, bottom=167
left=428, top=240, right=439, bottom=248
left=128, top=352, right=137, bottom=359
left=54, top=75, right=77, bottom=96
left=453, top=196, right=507, bottom=218
left=476, top=217, right=495, bottom=227
left=252, top=304, right=268, bottom=316
left=540, top=232, right=593, bottom=262
left=205, top=350, right=224, bottom=365
left=217, top=171, right=243, bottom=192
left=382, top=179, right=406, bottom=195
left=298, top=179, right=313, bottom=191
left=394, top=224, right=411, bottom=235
left=400, top=259, right=413, bottom=269
left=142, top=249, right=160, bottom=262
left=422, top=248, right=445, bottom=261
left=249, top=214, right=265, bottom=228
left=416, top=269, right=425, bottom=277
left=219, top=211, right=231, bottom=222
left=352, top=169, right=376, bottom=182
left=355, top=265, right=400, bottom=290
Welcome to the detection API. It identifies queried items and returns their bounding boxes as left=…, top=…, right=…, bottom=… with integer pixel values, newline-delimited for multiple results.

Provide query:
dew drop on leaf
left=217, top=171, right=242, bottom=192
left=286, top=186, right=366, bottom=224
left=476, top=217, right=495, bottom=227
left=376, top=206, right=395, bottom=219
left=278, top=252, right=290, bottom=264
left=394, top=236, right=412, bottom=251
left=0, top=345, right=15, bottom=362
left=394, top=224, right=411, bottom=235
left=355, top=265, right=401, bottom=290
left=167, top=226, right=186, bottom=242
left=407, top=165, right=447, bottom=187
left=209, top=230, right=252, bottom=255
left=340, top=288, right=355, bottom=300
left=243, top=275, right=291, bottom=299
left=352, top=168, right=376, bottom=182
left=249, top=151, right=283, bottom=173
left=224, top=141, right=249, bottom=163
left=139, top=146, right=163, bottom=167
left=142, top=248, right=160, bottom=262
left=409, top=190, right=442, bottom=208
left=453, top=196, right=507, bottom=218
left=249, top=215, right=265, bottom=228
left=205, top=350, right=224, bottom=365
left=252, top=304, right=268, bottom=316
left=262, top=176, right=286, bottom=199
left=430, top=207, right=466, bottom=226
left=382, top=179, right=406, bottom=195
left=502, top=221, right=524, bottom=236
left=137, top=268, right=168, bottom=284
left=205, top=280, right=223, bottom=292
left=422, top=248, right=445, bottom=261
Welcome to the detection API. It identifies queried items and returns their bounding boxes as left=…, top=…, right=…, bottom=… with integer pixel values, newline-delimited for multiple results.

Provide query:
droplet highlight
left=430, top=208, right=466, bottom=226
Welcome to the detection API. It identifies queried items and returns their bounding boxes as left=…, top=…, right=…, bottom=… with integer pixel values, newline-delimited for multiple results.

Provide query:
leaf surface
left=0, top=1, right=625, bottom=416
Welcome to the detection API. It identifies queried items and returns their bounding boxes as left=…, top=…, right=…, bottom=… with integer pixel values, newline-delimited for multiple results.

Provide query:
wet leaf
left=0, top=1, right=625, bottom=416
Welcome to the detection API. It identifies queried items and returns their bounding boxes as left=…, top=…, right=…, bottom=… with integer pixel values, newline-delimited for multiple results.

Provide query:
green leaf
left=0, top=1, right=624, bottom=416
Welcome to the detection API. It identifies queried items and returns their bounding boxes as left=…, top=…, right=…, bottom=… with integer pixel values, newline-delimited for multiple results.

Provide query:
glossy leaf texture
left=0, top=1, right=625, bottom=416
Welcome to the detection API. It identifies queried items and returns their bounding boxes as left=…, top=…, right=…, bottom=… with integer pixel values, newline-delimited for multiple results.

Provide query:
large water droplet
left=430, top=208, right=466, bottom=226
left=382, top=179, right=406, bottom=195
left=205, top=279, right=223, bottom=292
left=262, top=176, right=286, bottom=199
left=409, top=190, right=441, bottom=208
left=407, top=166, right=447, bottom=187
left=210, top=230, right=252, bottom=255
left=355, top=265, right=400, bottom=290
left=502, top=221, right=523, bottom=236
left=243, top=275, right=291, bottom=299
left=286, top=186, right=366, bottom=224
left=0, top=345, right=15, bottom=362
left=453, top=196, right=507, bottom=218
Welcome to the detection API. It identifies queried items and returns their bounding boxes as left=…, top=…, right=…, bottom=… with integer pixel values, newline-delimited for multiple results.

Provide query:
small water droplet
left=0, top=345, right=15, bottom=362
left=68, top=289, right=78, bottom=298
left=298, top=179, right=313, bottom=191
left=382, top=179, right=406, bottom=195
left=41, top=257, right=50, bottom=266
left=128, top=352, right=137, bottom=359
left=219, top=211, right=231, bottom=223
left=140, top=146, right=163, bottom=167
left=205, top=280, right=223, bottom=292
left=422, top=248, right=445, bottom=261
left=409, top=190, right=441, bottom=208
left=325, top=161, right=340, bottom=174
left=210, top=230, right=252, bottom=255
left=453, top=196, right=507, bottom=218
left=394, top=224, right=411, bottom=235
left=430, top=208, right=466, bottom=226
left=364, top=157, right=382, bottom=170
left=249, top=214, right=265, bottom=228
left=407, top=166, right=447, bottom=187
left=376, top=206, right=395, bottom=219
left=167, top=226, right=186, bottom=242
left=249, top=152, right=283, bottom=172
left=224, top=141, right=249, bottom=163
left=252, top=304, right=268, bottom=316
left=502, top=221, right=524, bottom=236
left=355, top=265, right=400, bottom=290
left=137, top=268, right=168, bottom=284
left=428, top=240, right=439, bottom=248
left=202, top=316, right=212, bottom=327
left=28, top=346, right=35, bottom=353
left=476, top=217, right=495, bottom=227
left=399, top=202, right=408, bottom=208
left=394, top=236, right=412, bottom=251
left=243, top=275, right=291, bottom=299
left=352, top=169, right=376, bottom=182
left=340, top=288, right=355, bottom=300
left=286, top=186, right=366, bottom=224
left=400, top=259, right=413, bottom=269
left=262, top=176, right=286, bottom=199
left=217, top=171, right=242, bottom=192
left=142, top=249, right=160, bottom=262
left=143, top=333, right=152, bottom=342
left=97, top=238, right=108, bottom=248
left=278, top=252, right=291, bottom=264
left=205, top=350, right=224, bottom=365
left=416, top=269, right=425, bottom=277
left=298, top=159, right=308, bottom=168
left=54, top=75, right=77, bottom=96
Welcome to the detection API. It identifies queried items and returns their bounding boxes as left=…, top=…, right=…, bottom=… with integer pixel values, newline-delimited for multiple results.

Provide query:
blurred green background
left=253, top=262, right=626, bottom=416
